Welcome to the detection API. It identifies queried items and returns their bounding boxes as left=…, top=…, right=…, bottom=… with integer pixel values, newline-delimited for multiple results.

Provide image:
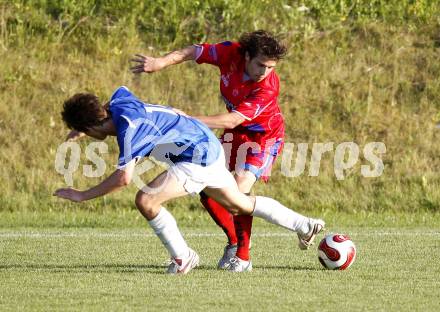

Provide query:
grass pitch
left=1, top=218, right=439, bottom=311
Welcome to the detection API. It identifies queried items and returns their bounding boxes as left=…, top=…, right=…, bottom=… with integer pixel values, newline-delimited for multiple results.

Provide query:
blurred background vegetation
left=0, top=0, right=439, bottom=225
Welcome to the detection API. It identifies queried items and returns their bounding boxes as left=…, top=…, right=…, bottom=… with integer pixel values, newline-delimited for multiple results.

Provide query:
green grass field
left=1, top=1, right=440, bottom=311
left=1, top=1, right=440, bottom=213
left=1, top=213, right=439, bottom=311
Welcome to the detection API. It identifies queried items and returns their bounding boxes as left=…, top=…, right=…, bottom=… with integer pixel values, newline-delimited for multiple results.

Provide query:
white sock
left=252, top=196, right=309, bottom=234
left=148, top=207, right=189, bottom=259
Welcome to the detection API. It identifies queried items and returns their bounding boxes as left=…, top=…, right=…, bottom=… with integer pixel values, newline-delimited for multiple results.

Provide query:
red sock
left=200, top=193, right=237, bottom=245
left=234, top=215, right=253, bottom=261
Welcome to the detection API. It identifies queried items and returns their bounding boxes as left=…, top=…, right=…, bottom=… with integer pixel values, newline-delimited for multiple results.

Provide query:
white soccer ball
left=317, top=233, right=356, bottom=270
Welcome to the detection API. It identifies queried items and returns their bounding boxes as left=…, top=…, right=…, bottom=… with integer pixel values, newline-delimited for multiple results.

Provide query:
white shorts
left=168, top=151, right=237, bottom=195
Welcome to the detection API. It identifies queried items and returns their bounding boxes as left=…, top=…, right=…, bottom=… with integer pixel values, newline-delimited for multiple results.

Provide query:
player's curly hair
left=61, top=93, right=108, bottom=132
left=238, top=30, right=287, bottom=60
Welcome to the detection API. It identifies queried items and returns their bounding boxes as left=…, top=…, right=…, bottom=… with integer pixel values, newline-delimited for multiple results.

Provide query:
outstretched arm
left=194, top=112, right=245, bottom=129
left=130, top=45, right=197, bottom=74
left=53, top=160, right=136, bottom=202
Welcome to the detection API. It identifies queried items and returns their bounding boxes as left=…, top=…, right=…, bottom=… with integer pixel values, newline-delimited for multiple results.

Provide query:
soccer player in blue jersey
left=54, top=86, right=325, bottom=274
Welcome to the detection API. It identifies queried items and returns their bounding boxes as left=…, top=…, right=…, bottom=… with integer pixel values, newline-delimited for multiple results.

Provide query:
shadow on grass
left=252, top=264, right=321, bottom=271
left=0, top=263, right=319, bottom=273
left=0, top=263, right=170, bottom=274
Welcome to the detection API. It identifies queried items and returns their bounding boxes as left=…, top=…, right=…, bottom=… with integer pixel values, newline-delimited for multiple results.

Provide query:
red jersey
left=195, top=41, right=285, bottom=153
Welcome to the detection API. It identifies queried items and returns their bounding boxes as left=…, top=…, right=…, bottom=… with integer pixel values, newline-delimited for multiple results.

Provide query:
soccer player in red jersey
left=131, top=31, right=290, bottom=272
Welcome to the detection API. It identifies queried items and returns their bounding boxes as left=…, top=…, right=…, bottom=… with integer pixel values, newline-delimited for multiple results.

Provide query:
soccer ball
left=317, top=233, right=356, bottom=270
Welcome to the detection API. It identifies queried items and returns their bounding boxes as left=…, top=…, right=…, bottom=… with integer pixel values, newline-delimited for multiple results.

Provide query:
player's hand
left=172, top=107, right=189, bottom=117
left=53, top=188, right=84, bottom=202
left=65, top=130, right=85, bottom=142
left=130, top=54, right=165, bottom=73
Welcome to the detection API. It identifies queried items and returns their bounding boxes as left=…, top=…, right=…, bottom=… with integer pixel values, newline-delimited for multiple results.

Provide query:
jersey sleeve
left=110, top=86, right=132, bottom=102
left=194, top=41, right=236, bottom=67
left=232, top=87, right=278, bottom=121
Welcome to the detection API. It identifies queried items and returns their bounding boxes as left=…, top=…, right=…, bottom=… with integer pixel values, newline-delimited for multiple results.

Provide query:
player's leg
left=202, top=184, right=325, bottom=251
left=208, top=171, right=255, bottom=270
left=200, top=191, right=239, bottom=269
left=231, top=170, right=256, bottom=264
left=229, top=146, right=279, bottom=268
left=135, top=170, right=199, bottom=274
left=199, top=135, right=239, bottom=251
left=200, top=191, right=238, bottom=246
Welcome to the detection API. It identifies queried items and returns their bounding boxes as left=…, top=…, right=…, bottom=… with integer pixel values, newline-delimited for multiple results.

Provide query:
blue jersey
left=109, top=86, right=221, bottom=168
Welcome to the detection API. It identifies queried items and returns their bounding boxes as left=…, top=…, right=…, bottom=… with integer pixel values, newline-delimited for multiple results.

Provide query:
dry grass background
left=0, top=0, right=439, bottom=217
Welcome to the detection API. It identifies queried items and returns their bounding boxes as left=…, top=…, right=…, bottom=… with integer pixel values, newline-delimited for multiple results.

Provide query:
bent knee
left=135, top=191, right=159, bottom=213
left=223, top=203, right=251, bottom=216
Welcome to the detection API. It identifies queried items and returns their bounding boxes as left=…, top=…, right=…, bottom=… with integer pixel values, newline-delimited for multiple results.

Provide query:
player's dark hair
left=61, top=93, right=108, bottom=132
left=238, top=30, right=287, bottom=60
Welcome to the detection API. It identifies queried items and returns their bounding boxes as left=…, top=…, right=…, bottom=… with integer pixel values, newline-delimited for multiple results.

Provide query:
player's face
left=245, top=53, right=277, bottom=82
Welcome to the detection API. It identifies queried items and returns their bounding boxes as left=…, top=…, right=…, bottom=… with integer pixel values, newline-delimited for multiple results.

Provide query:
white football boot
left=166, top=248, right=200, bottom=274
left=297, top=218, right=325, bottom=250
left=228, top=256, right=252, bottom=273
left=217, top=244, right=238, bottom=269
